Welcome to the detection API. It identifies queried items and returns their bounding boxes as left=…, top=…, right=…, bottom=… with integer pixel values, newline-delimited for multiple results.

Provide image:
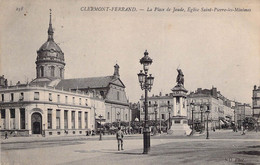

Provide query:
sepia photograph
left=0, top=0, right=259, bottom=164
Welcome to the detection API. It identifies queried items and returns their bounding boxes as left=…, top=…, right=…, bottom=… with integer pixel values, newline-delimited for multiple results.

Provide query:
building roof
left=55, top=76, right=117, bottom=90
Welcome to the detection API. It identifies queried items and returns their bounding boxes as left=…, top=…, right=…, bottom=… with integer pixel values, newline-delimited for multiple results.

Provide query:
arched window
left=40, top=66, right=44, bottom=77
left=60, top=68, right=63, bottom=78
left=107, top=112, right=110, bottom=120
left=51, top=66, right=55, bottom=77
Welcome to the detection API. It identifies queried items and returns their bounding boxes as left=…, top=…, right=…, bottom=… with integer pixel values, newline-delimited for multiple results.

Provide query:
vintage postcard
left=0, top=0, right=259, bottom=164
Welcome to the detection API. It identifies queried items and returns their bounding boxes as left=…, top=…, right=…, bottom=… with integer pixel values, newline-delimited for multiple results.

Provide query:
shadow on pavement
left=113, top=152, right=144, bottom=155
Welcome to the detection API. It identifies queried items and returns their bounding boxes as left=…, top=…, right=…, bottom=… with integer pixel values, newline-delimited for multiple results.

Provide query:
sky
left=0, top=0, right=259, bottom=104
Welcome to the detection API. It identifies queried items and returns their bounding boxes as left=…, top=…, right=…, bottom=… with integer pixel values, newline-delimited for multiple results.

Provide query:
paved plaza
left=1, top=130, right=260, bottom=165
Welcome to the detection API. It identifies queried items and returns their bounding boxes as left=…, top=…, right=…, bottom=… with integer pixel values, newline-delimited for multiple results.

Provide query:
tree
left=243, top=117, right=257, bottom=131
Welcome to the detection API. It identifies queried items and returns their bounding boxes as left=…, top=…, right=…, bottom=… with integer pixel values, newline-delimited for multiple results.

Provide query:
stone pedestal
left=168, top=116, right=192, bottom=135
left=168, top=85, right=191, bottom=136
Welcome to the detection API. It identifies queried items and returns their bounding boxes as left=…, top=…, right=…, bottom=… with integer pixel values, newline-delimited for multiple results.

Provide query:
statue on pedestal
left=176, top=69, right=184, bottom=86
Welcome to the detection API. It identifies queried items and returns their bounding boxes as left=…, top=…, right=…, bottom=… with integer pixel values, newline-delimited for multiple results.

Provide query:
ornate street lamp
left=205, top=109, right=210, bottom=139
left=190, top=101, right=195, bottom=135
left=98, top=114, right=103, bottom=141
left=168, top=105, right=172, bottom=130
left=137, top=50, right=154, bottom=154
left=117, top=112, right=121, bottom=127
left=200, top=105, right=204, bottom=133
left=154, top=102, right=158, bottom=135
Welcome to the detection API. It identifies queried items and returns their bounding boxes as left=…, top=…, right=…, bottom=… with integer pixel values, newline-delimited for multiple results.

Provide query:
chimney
left=159, top=92, right=162, bottom=96
left=113, top=63, right=120, bottom=78
left=211, top=87, right=217, bottom=98
left=197, top=88, right=202, bottom=93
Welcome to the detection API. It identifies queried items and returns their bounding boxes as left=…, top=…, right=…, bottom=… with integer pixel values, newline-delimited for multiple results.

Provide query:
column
left=5, top=109, right=10, bottom=129
left=27, top=111, right=31, bottom=134
left=82, top=111, right=85, bottom=129
left=75, top=111, right=78, bottom=129
left=15, top=108, right=20, bottom=130
left=43, top=110, right=48, bottom=130
left=52, top=109, right=56, bottom=129
left=68, top=110, right=72, bottom=129
left=183, top=98, right=187, bottom=116
left=129, top=108, right=131, bottom=122
left=173, top=98, right=177, bottom=116
left=60, top=110, right=64, bottom=129
left=180, top=97, right=183, bottom=116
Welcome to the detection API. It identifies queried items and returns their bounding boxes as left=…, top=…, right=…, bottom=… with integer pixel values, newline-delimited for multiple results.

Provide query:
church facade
left=0, top=11, right=130, bottom=137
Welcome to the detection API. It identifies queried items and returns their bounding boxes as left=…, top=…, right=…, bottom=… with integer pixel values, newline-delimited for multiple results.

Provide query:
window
left=71, top=111, right=75, bottom=129
left=10, top=109, right=15, bottom=129
left=167, top=101, right=170, bottom=105
left=78, top=112, right=82, bottom=129
left=64, top=110, right=68, bottom=129
left=49, top=93, right=52, bottom=101
left=57, top=95, right=60, bottom=103
left=117, top=91, right=120, bottom=100
left=19, top=92, right=24, bottom=101
left=107, top=112, right=110, bottom=120
left=176, top=97, right=180, bottom=104
left=1, top=110, right=5, bottom=118
left=161, top=114, right=165, bottom=120
left=10, top=93, right=14, bottom=102
left=125, top=114, right=127, bottom=120
left=10, top=109, right=15, bottom=118
left=85, top=112, right=88, bottom=128
left=79, top=98, right=82, bottom=105
left=1, top=94, right=4, bottom=102
left=60, top=68, right=63, bottom=78
left=100, top=91, right=104, bottom=97
left=72, top=97, right=75, bottom=104
left=56, top=110, right=60, bottom=129
left=40, top=66, right=44, bottom=77
left=51, top=66, right=55, bottom=77
left=34, top=92, right=39, bottom=100
left=1, top=109, right=5, bottom=129
left=65, top=96, right=68, bottom=104
left=85, top=99, right=88, bottom=106
left=48, top=109, right=52, bottom=129
left=20, top=108, right=25, bottom=129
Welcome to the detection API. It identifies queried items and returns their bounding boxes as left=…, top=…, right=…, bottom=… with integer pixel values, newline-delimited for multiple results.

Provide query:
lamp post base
left=143, top=128, right=150, bottom=154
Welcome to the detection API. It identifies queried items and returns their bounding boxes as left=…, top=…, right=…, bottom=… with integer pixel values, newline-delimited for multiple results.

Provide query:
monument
left=168, top=68, right=192, bottom=136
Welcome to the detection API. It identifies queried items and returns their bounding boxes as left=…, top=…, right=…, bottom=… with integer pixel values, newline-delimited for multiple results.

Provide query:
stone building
left=252, top=85, right=260, bottom=118
left=140, top=92, right=172, bottom=122
left=236, top=103, right=252, bottom=128
left=187, top=87, right=234, bottom=130
left=130, top=102, right=140, bottom=121
left=0, top=11, right=130, bottom=137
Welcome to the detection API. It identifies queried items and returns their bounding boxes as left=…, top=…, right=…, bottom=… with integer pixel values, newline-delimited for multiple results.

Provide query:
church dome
left=39, top=40, right=62, bottom=52
left=36, top=10, right=65, bottom=64
left=35, top=10, right=65, bottom=80
left=37, top=40, right=64, bottom=63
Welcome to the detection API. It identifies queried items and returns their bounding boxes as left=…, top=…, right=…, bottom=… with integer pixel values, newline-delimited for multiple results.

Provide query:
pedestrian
left=116, top=127, right=124, bottom=151
left=241, top=125, right=245, bottom=135
left=4, top=131, right=8, bottom=139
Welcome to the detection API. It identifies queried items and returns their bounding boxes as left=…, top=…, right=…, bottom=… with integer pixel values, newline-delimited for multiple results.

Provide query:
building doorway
left=31, top=112, right=42, bottom=134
